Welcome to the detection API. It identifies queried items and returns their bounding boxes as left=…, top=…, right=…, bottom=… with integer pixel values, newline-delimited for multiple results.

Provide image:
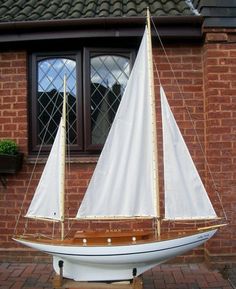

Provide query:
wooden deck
left=16, top=225, right=223, bottom=247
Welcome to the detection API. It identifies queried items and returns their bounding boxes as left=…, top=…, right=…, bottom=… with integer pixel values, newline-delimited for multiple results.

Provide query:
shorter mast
left=146, top=8, right=161, bottom=237
left=60, top=75, right=67, bottom=240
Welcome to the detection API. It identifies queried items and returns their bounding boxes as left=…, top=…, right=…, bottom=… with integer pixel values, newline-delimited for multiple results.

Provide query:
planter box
left=0, top=153, right=24, bottom=174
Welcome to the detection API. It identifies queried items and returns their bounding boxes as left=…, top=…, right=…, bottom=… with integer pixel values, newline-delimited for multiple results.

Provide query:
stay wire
left=150, top=17, right=228, bottom=221
left=65, top=96, right=77, bottom=236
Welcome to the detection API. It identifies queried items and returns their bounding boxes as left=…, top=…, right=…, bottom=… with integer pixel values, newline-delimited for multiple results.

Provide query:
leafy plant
left=0, top=140, right=19, bottom=155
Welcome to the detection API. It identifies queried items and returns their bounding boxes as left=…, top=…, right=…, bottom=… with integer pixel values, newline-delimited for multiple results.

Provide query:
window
left=29, top=49, right=134, bottom=155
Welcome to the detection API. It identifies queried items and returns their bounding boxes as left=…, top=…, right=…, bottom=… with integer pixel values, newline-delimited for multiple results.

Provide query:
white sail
left=77, top=27, right=157, bottom=219
left=26, top=119, right=64, bottom=221
left=160, top=86, right=217, bottom=220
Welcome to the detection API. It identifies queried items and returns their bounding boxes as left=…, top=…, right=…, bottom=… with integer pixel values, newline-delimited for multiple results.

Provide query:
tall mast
left=146, top=8, right=161, bottom=237
left=60, top=75, right=67, bottom=240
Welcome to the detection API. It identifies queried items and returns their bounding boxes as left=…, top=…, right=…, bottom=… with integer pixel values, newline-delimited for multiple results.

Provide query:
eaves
left=0, top=15, right=203, bottom=43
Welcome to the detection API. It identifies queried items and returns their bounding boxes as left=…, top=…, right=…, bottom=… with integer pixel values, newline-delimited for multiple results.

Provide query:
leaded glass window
left=37, top=57, right=77, bottom=145
left=90, top=55, right=130, bottom=144
left=29, top=49, right=133, bottom=155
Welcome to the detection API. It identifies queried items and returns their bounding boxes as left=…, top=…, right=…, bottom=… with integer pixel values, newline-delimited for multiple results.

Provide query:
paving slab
left=0, top=263, right=235, bottom=289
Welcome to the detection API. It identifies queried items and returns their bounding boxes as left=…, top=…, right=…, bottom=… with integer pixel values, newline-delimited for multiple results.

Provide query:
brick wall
left=0, top=30, right=235, bottom=266
left=203, top=30, right=236, bottom=265
left=153, top=43, right=206, bottom=264
left=0, top=51, right=27, bottom=253
left=0, top=52, right=27, bottom=145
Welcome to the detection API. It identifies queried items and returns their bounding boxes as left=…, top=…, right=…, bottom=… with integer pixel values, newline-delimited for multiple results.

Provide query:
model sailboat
left=13, top=14, right=224, bottom=282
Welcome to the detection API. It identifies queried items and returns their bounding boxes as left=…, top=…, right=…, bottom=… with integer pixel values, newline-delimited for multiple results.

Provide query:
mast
left=60, top=75, right=67, bottom=240
left=146, top=8, right=161, bottom=236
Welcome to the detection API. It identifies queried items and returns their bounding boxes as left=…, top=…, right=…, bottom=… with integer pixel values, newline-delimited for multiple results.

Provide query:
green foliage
left=0, top=139, right=19, bottom=155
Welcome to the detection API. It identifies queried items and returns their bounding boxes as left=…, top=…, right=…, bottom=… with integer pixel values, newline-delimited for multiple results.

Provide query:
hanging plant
left=0, top=139, right=24, bottom=174
left=0, top=139, right=19, bottom=155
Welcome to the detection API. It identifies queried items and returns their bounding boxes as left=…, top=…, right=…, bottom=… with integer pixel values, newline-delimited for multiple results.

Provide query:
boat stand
left=53, top=275, right=143, bottom=289
left=52, top=261, right=143, bottom=289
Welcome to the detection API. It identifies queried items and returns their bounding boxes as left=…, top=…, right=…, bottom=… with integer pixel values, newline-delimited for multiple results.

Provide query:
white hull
left=13, top=228, right=217, bottom=281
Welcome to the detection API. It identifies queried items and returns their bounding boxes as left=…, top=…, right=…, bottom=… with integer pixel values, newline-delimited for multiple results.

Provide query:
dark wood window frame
left=28, top=48, right=135, bottom=156
left=84, top=48, right=135, bottom=152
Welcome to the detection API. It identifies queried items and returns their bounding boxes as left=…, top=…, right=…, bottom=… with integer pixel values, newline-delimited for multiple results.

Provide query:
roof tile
left=0, top=0, right=195, bottom=23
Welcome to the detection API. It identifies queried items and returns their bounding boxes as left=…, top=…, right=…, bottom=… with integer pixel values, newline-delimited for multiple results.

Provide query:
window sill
left=26, top=156, right=99, bottom=165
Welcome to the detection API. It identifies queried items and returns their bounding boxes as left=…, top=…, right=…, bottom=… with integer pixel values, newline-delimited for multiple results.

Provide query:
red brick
left=207, top=66, right=229, bottom=73
left=206, top=33, right=228, bottom=42
left=2, top=82, right=17, bottom=89
left=0, top=89, right=11, bottom=96
left=2, top=67, right=17, bottom=74
left=206, top=50, right=229, bottom=58
left=0, top=61, right=11, bottom=67
left=1, top=53, right=17, bottom=60
left=229, top=50, right=236, bottom=57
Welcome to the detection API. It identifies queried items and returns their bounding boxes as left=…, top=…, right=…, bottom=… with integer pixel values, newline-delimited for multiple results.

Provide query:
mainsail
left=77, top=26, right=157, bottom=219
left=160, top=86, right=217, bottom=220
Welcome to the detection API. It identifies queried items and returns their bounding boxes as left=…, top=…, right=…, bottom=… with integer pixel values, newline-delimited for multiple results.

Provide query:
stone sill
left=26, top=156, right=98, bottom=164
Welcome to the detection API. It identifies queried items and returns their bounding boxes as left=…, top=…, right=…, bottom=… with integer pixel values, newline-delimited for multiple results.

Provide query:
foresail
left=160, top=86, right=217, bottom=220
left=76, top=27, right=157, bottom=219
left=25, top=119, right=64, bottom=221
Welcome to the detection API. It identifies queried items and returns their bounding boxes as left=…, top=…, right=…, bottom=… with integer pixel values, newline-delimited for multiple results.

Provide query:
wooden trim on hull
left=14, top=226, right=219, bottom=247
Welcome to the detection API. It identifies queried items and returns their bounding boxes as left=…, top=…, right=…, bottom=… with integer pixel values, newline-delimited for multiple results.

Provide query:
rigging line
left=65, top=89, right=78, bottom=235
left=153, top=59, right=162, bottom=87
left=150, top=17, right=228, bottom=221
left=14, top=88, right=65, bottom=235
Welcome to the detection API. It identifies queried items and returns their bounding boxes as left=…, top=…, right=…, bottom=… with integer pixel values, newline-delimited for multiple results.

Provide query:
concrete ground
left=0, top=262, right=235, bottom=289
